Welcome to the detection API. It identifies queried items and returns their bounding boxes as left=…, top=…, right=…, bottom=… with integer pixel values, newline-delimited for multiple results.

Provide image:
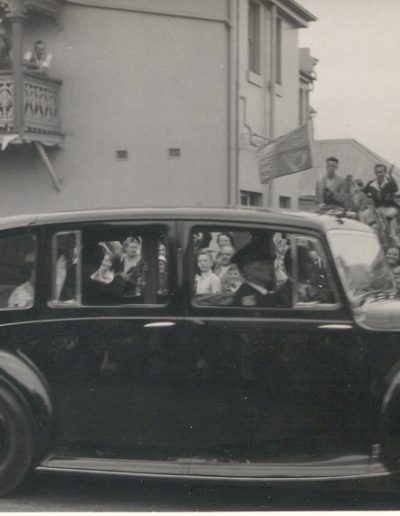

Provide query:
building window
left=279, top=196, right=291, bottom=209
left=240, top=190, right=263, bottom=207
left=275, top=17, right=282, bottom=85
left=248, top=1, right=261, bottom=75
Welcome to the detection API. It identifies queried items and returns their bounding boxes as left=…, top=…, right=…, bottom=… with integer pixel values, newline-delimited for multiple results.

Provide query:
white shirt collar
left=371, top=177, right=388, bottom=190
left=246, top=282, right=269, bottom=295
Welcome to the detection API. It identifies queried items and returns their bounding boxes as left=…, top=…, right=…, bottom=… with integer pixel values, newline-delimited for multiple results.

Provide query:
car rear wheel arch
left=0, top=383, right=35, bottom=496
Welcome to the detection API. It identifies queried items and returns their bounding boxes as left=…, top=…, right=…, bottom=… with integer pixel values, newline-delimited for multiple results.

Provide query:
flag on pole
left=258, top=123, right=313, bottom=183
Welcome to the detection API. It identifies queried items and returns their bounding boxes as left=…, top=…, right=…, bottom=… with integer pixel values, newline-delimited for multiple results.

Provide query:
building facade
left=0, top=0, right=316, bottom=216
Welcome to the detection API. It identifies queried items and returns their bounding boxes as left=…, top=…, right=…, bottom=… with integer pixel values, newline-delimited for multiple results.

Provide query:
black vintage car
left=1, top=207, right=400, bottom=495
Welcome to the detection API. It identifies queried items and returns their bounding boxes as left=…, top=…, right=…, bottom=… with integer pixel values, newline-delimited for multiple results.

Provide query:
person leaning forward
left=231, top=238, right=292, bottom=308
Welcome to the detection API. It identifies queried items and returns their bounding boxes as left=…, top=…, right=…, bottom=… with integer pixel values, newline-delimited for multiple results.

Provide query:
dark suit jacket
left=363, top=177, right=398, bottom=208
left=232, top=280, right=292, bottom=308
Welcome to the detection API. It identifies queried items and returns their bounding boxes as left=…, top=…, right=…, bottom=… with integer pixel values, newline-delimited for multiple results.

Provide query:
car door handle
left=318, top=324, right=352, bottom=330
left=143, top=321, right=176, bottom=328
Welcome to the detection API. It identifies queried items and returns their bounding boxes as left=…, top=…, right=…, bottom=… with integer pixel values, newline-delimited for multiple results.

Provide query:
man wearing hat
left=231, top=237, right=292, bottom=308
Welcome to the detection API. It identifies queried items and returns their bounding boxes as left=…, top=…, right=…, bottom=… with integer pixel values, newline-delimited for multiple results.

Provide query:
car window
left=0, top=232, right=37, bottom=310
left=190, top=226, right=291, bottom=308
left=81, top=227, right=169, bottom=306
left=328, top=229, right=395, bottom=302
left=51, top=227, right=170, bottom=307
left=190, top=226, right=337, bottom=309
left=287, top=235, right=337, bottom=306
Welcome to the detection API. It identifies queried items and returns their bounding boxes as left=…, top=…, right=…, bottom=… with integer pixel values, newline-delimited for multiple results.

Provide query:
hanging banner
left=258, top=123, right=313, bottom=183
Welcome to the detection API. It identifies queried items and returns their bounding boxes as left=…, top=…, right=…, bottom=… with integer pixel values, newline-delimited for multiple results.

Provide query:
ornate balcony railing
left=0, top=70, right=63, bottom=144
left=0, top=71, right=13, bottom=133
left=24, top=72, right=62, bottom=135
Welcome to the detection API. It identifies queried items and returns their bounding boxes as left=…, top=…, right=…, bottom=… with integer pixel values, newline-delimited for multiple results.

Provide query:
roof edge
left=279, top=0, right=317, bottom=23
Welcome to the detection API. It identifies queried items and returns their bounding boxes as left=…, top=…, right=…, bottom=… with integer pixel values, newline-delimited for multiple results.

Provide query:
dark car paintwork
left=1, top=208, right=400, bottom=488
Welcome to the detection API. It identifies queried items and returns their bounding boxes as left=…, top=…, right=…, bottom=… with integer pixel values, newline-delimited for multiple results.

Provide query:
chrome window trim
left=290, top=233, right=341, bottom=310
left=49, top=226, right=171, bottom=309
left=50, top=230, right=80, bottom=307
left=189, top=225, right=341, bottom=312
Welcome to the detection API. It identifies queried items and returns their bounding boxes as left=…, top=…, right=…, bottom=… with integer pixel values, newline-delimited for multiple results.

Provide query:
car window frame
left=185, top=221, right=342, bottom=315
left=288, top=233, right=341, bottom=311
left=48, top=222, right=174, bottom=310
left=48, top=230, right=81, bottom=308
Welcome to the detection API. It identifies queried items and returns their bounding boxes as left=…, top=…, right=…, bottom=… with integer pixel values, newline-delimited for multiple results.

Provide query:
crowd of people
left=192, top=230, right=333, bottom=307
left=316, top=156, right=400, bottom=287
left=82, top=236, right=169, bottom=303
left=316, top=157, right=400, bottom=247
left=193, top=231, right=243, bottom=296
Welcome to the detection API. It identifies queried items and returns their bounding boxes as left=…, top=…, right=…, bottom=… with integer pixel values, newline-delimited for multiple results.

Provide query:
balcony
left=0, top=69, right=63, bottom=146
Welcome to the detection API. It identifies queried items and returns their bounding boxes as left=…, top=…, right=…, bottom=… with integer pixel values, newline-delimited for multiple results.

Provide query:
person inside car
left=221, top=263, right=243, bottom=293
left=194, top=251, right=221, bottom=295
left=284, top=246, right=321, bottom=303
left=213, top=245, right=235, bottom=279
left=83, top=244, right=130, bottom=304
left=8, top=251, right=35, bottom=308
left=114, top=236, right=145, bottom=297
left=216, top=231, right=235, bottom=250
left=90, top=251, right=115, bottom=284
left=231, top=238, right=292, bottom=308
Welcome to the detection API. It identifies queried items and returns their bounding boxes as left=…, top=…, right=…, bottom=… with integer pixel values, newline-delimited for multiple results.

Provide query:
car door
left=18, top=220, right=203, bottom=459
left=175, top=220, right=372, bottom=476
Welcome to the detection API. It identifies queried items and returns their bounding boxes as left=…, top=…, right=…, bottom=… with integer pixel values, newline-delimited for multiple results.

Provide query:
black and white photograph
left=0, top=0, right=400, bottom=511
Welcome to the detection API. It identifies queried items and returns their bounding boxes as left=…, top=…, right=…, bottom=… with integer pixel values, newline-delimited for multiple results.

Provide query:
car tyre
left=0, top=387, right=34, bottom=497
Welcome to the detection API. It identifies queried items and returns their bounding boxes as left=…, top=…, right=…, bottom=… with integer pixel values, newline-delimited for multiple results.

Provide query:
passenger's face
left=35, top=42, right=46, bottom=58
left=192, top=232, right=203, bottom=244
left=100, top=254, right=112, bottom=271
left=244, top=260, right=274, bottom=286
left=375, top=166, right=386, bottom=183
left=326, top=160, right=338, bottom=176
left=198, top=254, right=212, bottom=273
left=227, top=267, right=241, bottom=283
left=387, top=248, right=400, bottom=265
left=126, top=242, right=139, bottom=257
left=218, top=235, right=231, bottom=247
left=219, top=246, right=234, bottom=265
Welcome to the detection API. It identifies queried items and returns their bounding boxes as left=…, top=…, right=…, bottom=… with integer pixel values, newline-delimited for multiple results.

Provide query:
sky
left=298, top=0, right=400, bottom=166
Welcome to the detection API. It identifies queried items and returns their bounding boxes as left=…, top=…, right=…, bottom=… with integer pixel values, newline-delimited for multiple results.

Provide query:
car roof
left=0, top=207, right=373, bottom=234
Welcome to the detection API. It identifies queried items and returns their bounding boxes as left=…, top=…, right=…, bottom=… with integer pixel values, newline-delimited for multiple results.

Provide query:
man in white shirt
left=24, top=40, right=52, bottom=75
left=315, top=156, right=345, bottom=211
